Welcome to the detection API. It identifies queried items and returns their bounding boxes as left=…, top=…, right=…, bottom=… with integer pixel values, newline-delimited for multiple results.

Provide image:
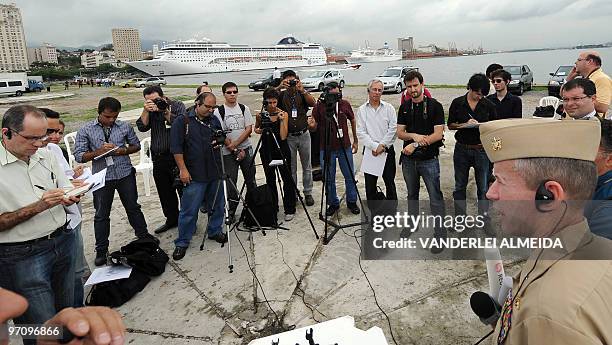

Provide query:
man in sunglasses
left=170, top=92, right=228, bottom=261
left=213, top=82, right=256, bottom=221
left=486, top=69, right=522, bottom=119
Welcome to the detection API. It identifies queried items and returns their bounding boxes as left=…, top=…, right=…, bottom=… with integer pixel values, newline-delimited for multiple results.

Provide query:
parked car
left=547, top=65, right=573, bottom=97
left=248, top=74, right=274, bottom=91
left=143, top=77, right=167, bottom=87
left=377, top=66, right=418, bottom=93
left=503, top=65, right=533, bottom=95
left=301, top=69, right=345, bottom=91
left=120, top=78, right=145, bottom=88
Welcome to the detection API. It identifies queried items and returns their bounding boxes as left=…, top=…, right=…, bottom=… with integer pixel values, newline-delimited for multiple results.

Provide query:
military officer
left=479, top=118, right=612, bottom=344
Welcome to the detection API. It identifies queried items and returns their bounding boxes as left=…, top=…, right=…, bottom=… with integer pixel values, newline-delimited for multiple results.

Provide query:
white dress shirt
left=356, top=100, right=397, bottom=151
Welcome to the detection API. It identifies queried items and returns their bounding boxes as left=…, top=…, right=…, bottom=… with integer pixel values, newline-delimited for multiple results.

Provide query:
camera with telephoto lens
left=153, top=97, right=168, bottom=111
left=259, top=100, right=275, bottom=129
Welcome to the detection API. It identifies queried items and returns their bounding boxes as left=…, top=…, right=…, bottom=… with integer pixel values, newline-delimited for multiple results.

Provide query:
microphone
left=484, top=247, right=505, bottom=301
left=470, top=291, right=501, bottom=325
left=497, top=276, right=513, bottom=306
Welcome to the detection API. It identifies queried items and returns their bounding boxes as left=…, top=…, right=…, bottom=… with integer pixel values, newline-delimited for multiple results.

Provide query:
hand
left=72, top=165, right=84, bottom=178
left=144, top=99, right=158, bottom=113
left=307, top=116, right=315, bottom=128
left=467, top=118, right=479, bottom=125
left=96, top=143, right=117, bottom=156
left=71, top=179, right=87, bottom=188
left=61, top=194, right=81, bottom=206
left=418, top=136, right=430, bottom=146
left=38, top=306, right=125, bottom=345
left=39, top=189, right=66, bottom=210
left=235, top=149, right=246, bottom=162
left=412, top=134, right=427, bottom=143
left=278, top=111, right=287, bottom=122
left=112, top=147, right=126, bottom=156
left=567, top=66, right=578, bottom=80
left=279, top=79, right=289, bottom=89
left=403, top=144, right=417, bottom=156
left=375, top=144, right=386, bottom=155
left=296, top=79, right=305, bottom=93
left=351, top=141, right=358, bottom=154
left=179, top=169, right=192, bottom=185
left=254, top=128, right=262, bottom=134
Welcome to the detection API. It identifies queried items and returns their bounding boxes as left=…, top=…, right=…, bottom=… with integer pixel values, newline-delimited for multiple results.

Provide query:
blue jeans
left=0, top=230, right=75, bottom=345
left=401, top=156, right=446, bottom=236
left=175, top=180, right=225, bottom=248
left=452, top=144, right=490, bottom=216
left=320, top=147, right=357, bottom=207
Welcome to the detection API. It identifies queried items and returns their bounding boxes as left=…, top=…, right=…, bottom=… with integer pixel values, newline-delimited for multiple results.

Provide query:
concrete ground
left=8, top=85, right=547, bottom=344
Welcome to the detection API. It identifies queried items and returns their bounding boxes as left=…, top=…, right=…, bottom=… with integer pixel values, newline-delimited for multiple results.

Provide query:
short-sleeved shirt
left=170, top=110, right=223, bottom=182
left=0, top=145, right=72, bottom=243
left=448, top=94, right=497, bottom=145
left=213, top=103, right=254, bottom=155
left=136, top=99, right=186, bottom=156
left=278, top=90, right=309, bottom=133
left=588, top=68, right=612, bottom=116
left=397, top=97, right=445, bottom=156
left=74, top=119, right=140, bottom=181
left=311, top=99, right=354, bottom=151
left=486, top=92, right=522, bottom=119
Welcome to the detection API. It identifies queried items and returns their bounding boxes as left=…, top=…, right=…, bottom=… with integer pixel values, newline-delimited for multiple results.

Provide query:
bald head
left=576, top=51, right=602, bottom=76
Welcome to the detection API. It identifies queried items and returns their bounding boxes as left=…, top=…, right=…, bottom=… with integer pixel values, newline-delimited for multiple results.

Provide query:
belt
left=0, top=225, right=67, bottom=247
left=289, top=128, right=308, bottom=136
left=458, top=143, right=484, bottom=150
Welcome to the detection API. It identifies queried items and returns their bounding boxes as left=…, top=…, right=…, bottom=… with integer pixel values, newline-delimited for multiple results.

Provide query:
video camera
left=153, top=97, right=169, bottom=111
left=318, top=89, right=343, bottom=119
left=212, top=128, right=231, bottom=147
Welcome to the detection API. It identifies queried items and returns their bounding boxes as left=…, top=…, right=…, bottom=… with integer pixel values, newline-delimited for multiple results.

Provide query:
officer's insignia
left=514, top=297, right=520, bottom=310
left=491, top=137, right=502, bottom=151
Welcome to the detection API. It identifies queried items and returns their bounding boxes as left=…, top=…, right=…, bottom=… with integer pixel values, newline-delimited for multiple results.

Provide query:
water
left=164, top=47, right=612, bottom=86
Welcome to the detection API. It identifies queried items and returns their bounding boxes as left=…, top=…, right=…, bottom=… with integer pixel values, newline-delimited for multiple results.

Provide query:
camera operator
left=170, top=92, right=227, bottom=261
left=137, top=85, right=186, bottom=234
left=307, top=82, right=360, bottom=216
left=276, top=70, right=317, bottom=208
left=255, top=87, right=296, bottom=221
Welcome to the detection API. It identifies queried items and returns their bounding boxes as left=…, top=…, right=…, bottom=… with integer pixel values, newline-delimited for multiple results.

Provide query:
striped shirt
left=136, top=99, right=186, bottom=155
left=74, top=119, right=140, bottom=181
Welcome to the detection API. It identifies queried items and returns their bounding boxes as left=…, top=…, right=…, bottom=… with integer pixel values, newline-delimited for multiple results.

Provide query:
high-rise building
left=0, top=4, right=28, bottom=72
left=27, top=43, right=58, bottom=65
left=397, top=37, right=414, bottom=53
left=112, top=28, right=142, bottom=62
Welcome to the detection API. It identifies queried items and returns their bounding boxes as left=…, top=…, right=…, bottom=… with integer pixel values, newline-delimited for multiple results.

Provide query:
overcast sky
left=14, top=0, right=612, bottom=51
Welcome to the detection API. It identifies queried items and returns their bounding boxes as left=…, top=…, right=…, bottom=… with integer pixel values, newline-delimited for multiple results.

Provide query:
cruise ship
left=128, top=36, right=327, bottom=76
left=347, top=42, right=402, bottom=63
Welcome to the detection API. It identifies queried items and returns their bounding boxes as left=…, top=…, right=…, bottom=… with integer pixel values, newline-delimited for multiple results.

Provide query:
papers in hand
left=70, top=168, right=106, bottom=196
left=85, top=265, right=132, bottom=286
left=64, top=183, right=93, bottom=197
left=360, top=149, right=387, bottom=177
left=94, top=146, right=119, bottom=160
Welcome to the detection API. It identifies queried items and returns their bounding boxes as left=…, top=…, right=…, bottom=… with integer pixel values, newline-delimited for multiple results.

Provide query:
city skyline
left=10, top=0, right=612, bottom=53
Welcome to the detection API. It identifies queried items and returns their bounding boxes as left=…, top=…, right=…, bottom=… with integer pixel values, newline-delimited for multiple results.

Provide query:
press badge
left=337, top=128, right=344, bottom=138
left=292, top=109, right=298, bottom=118
left=105, top=156, right=114, bottom=166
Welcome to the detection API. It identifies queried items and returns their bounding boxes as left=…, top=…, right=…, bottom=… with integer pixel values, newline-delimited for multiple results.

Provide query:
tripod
left=236, top=111, right=319, bottom=240
left=200, top=143, right=267, bottom=273
left=317, top=98, right=369, bottom=244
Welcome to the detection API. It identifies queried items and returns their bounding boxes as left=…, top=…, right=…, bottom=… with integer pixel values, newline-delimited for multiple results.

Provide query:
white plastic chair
left=63, top=132, right=77, bottom=167
left=134, top=137, right=153, bottom=196
left=539, top=96, right=560, bottom=109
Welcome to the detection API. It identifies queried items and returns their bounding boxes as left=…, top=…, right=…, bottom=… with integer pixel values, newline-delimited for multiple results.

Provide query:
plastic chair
left=63, top=132, right=77, bottom=167
left=539, top=96, right=560, bottom=110
left=134, top=137, right=153, bottom=196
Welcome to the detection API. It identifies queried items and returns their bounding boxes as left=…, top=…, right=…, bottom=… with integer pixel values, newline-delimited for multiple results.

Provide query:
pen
left=34, top=185, right=46, bottom=191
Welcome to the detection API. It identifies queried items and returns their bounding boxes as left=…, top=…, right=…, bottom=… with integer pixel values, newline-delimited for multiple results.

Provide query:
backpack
left=85, top=269, right=150, bottom=308
left=218, top=103, right=246, bottom=121
left=109, top=237, right=169, bottom=277
left=240, top=184, right=279, bottom=228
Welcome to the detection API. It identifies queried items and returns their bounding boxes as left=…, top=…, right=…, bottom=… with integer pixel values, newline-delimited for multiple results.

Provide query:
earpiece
left=535, top=181, right=554, bottom=212
left=4, top=128, right=11, bottom=139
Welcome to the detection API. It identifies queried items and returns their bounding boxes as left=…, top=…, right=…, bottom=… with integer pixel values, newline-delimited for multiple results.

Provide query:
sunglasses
left=492, top=79, right=505, bottom=83
left=225, top=91, right=238, bottom=95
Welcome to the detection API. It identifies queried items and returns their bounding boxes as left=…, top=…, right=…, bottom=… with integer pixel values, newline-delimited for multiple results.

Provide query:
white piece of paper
left=360, top=149, right=387, bottom=177
left=269, top=159, right=284, bottom=167
left=84, top=265, right=132, bottom=286
left=84, top=168, right=107, bottom=193
left=78, top=167, right=93, bottom=180
left=94, top=146, right=119, bottom=160
left=64, top=203, right=82, bottom=230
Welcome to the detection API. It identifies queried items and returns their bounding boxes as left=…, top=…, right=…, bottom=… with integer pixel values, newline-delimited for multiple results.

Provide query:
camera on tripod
left=153, top=97, right=169, bottom=111
left=212, top=129, right=231, bottom=146
left=259, top=100, right=276, bottom=129
left=318, top=89, right=343, bottom=118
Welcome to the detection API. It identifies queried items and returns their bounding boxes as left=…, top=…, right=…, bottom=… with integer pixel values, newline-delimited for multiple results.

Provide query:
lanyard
left=102, top=126, right=111, bottom=142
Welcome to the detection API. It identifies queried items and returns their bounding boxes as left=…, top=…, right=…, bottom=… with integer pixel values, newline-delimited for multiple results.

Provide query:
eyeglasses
left=492, top=79, right=505, bottom=84
left=224, top=91, right=238, bottom=95
left=8, top=129, right=48, bottom=143
left=562, top=95, right=590, bottom=103
left=576, top=58, right=586, bottom=62
left=198, top=103, right=218, bottom=109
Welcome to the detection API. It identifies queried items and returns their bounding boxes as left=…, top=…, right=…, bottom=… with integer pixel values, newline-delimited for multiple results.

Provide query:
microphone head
left=470, top=291, right=501, bottom=325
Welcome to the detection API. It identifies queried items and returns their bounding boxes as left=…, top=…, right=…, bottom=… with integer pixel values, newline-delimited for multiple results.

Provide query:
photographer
left=136, top=85, right=186, bottom=234
left=307, top=82, right=360, bottom=216
left=213, top=82, right=257, bottom=221
left=396, top=71, right=446, bottom=250
left=276, top=70, right=317, bottom=207
left=170, top=92, right=227, bottom=261
left=255, top=87, right=296, bottom=221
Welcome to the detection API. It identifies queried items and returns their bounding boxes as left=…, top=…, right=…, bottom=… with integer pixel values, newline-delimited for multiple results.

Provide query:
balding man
left=480, top=119, right=612, bottom=344
left=567, top=51, right=611, bottom=118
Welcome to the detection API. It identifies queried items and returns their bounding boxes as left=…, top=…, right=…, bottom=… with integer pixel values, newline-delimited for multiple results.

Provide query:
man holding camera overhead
left=137, top=85, right=186, bottom=235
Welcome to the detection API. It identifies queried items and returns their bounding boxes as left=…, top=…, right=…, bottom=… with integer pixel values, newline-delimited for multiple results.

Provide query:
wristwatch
left=412, top=142, right=419, bottom=148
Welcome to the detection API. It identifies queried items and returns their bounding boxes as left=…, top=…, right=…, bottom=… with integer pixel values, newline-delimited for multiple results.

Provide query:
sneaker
left=94, top=250, right=107, bottom=266
left=284, top=213, right=295, bottom=222
left=172, top=246, right=187, bottom=260
left=305, top=195, right=315, bottom=206
left=208, top=232, right=228, bottom=244
left=325, top=204, right=340, bottom=217
left=347, top=202, right=360, bottom=215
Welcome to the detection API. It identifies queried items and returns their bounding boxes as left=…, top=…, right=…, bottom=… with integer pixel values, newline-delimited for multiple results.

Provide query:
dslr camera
left=153, top=97, right=169, bottom=111
left=288, top=79, right=297, bottom=87
left=212, top=129, right=231, bottom=147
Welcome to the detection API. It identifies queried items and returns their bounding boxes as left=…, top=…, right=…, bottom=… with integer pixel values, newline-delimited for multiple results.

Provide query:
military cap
left=479, top=119, right=601, bottom=163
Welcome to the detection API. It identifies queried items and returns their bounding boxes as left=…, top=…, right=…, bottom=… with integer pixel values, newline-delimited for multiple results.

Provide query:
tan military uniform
left=492, top=220, right=612, bottom=344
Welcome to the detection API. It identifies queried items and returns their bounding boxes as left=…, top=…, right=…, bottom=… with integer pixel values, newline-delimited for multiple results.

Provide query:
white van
left=0, top=72, right=27, bottom=97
